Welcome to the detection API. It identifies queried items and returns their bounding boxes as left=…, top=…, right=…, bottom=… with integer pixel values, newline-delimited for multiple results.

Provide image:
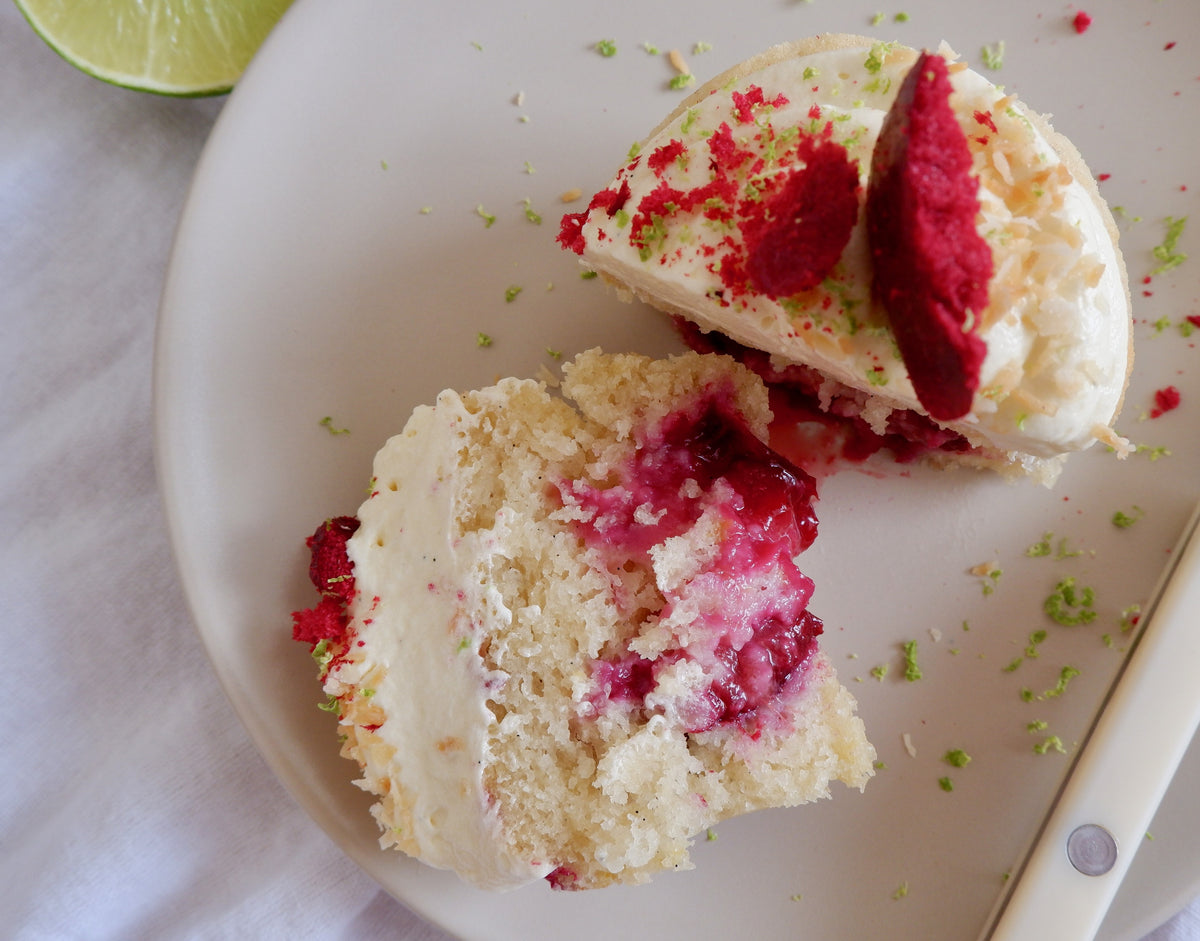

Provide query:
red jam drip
left=291, top=516, right=359, bottom=647
left=563, top=393, right=823, bottom=733
left=678, top=320, right=971, bottom=473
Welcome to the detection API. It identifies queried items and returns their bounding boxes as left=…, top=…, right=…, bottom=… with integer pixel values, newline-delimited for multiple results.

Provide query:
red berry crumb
left=291, top=596, right=351, bottom=645
left=307, top=516, right=360, bottom=600
left=291, top=516, right=360, bottom=647
left=1073, top=11, right=1093, bottom=34
left=1150, top=385, right=1181, bottom=418
left=743, top=136, right=861, bottom=298
left=866, top=52, right=993, bottom=422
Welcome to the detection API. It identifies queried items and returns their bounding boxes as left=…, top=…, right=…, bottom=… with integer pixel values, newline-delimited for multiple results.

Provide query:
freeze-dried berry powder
left=866, top=52, right=992, bottom=422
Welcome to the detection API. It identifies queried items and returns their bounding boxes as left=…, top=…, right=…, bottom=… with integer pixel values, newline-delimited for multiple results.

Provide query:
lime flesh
left=15, top=0, right=295, bottom=96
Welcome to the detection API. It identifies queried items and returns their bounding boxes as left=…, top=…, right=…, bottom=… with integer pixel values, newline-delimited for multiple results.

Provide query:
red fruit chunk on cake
left=866, top=51, right=994, bottom=422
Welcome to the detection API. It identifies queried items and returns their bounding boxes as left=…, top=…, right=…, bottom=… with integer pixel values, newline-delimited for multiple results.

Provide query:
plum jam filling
left=677, top=320, right=973, bottom=472
left=560, top=391, right=824, bottom=734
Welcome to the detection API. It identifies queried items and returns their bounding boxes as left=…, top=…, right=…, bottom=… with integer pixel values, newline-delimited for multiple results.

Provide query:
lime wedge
left=15, top=0, right=295, bottom=96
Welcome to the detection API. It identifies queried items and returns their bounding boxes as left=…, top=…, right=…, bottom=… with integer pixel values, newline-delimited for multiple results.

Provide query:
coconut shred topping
left=561, top=40, right=1130, bottom=463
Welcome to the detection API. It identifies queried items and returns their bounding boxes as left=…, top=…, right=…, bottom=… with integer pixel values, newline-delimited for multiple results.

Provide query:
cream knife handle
left=984, top=501, right=1200, bottom=941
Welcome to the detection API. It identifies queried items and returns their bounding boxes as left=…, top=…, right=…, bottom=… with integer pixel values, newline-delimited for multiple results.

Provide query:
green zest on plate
left=902, top=640, right=922, bottom=681
left=981, top=41, right=1005, bottom=70
left=1044, top=577, right=1098, bottom=625
left=1151, top=216, right=1188, bottom=274
left=943, top=749, right=972, bottom=768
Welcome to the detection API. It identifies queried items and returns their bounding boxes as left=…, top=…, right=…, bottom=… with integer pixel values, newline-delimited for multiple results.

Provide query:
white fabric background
left=0, top=3, right=1195, bottom=938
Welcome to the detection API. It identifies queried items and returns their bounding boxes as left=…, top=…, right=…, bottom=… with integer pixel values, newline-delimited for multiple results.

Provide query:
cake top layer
left=562, top=36, right=1131, bottom=462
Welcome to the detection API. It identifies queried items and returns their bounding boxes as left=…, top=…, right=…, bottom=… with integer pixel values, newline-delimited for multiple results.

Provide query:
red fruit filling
left=560, top=391, right=823, bottom=734
left=291, top=516, right=359, bottom=647
left=679, top=321, right=972, bottom=473
left=866, top=51, right=993, bottom=422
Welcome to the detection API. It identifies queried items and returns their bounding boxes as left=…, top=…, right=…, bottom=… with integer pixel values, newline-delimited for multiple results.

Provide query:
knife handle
left=983, top=500, right=1200, bottom=941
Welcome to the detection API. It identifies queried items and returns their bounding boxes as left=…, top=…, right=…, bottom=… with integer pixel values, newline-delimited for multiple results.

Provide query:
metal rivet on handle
left=1066, top=824, right=1118, bottom=876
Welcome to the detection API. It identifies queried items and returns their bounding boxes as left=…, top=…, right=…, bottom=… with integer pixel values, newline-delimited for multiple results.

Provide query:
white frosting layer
left=335, top=390, right=551, bottom=890
left=575, top=40, right=1130, bottom=459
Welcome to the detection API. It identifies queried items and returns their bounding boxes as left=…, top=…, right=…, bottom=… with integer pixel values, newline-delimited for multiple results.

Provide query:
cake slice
left=291, top=349, right=874, bottom=891
left=560, top=35, right=1132, bottom=484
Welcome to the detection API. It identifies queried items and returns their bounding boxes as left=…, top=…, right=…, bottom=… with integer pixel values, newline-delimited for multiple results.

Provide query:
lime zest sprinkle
left=706, top=828, right=718, bottom=841
left=981, top=41, right=1006, bottom=70
left=1134, top=443, right=1171, bottom=461
left=1040, top=666, right=1082, bottom=700
left=1120, top=604, right=1142, bottom=633
left=670, top=73, right=696, bottom=90
left=870, top=663, right=889, bottom=681
left=892, top=882, right=909, bottom=900
left=902, top=640, right=922, bottom=681
left=475, top=204, right=496, bottom=227
left=319, top=416, right=350, bottom=436
left=1044, top=578, right=1097, bottom=626
left=642, top=41, right=660, bottom=55
left=504, top=285, right=523, bottom=303
left=1034, top=735, right=1067, bottom=755
left=476, top=332, right=493, bottom=348
left=1027, top=719, right=1049, bottom=733
left=522, top=198, right=542, bottom=224
left=1151, top=216, right=1188, bottom=274
left=317, top=695, right=340, bottom=714
left=864, top=41, right=897, bottom=74
left=1026, top=532, right=1053, bottom=557
left=595, top=39, right=618, bottom=57
left=693, top=41, right=713, bottom=54
left=938, top=776, right=954, bottom=792
left=895, top=11, right=911, bottom=22
left=871, top=12, right=885, bottom=26
left=943, top=749, right=972, bottom=768
left=1112, top=506, right=1145, bottom=528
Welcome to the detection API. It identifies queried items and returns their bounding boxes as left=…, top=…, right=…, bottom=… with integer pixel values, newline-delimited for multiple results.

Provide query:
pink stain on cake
left=561, top=391, right=824, bottom=734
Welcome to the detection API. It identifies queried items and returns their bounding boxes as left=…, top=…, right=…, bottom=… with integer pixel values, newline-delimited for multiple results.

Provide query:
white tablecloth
left=1, top=4, right=1196, bottom=938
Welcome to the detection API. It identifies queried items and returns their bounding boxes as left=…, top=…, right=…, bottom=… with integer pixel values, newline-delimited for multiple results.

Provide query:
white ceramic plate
left=155, top=0, right=1200, bottom=937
